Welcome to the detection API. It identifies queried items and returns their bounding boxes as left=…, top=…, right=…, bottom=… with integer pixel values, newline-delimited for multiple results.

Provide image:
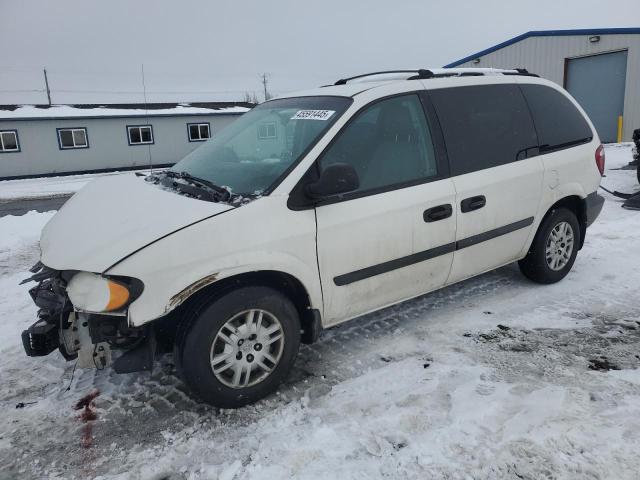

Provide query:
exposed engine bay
left=21, top=262, right=154, bottom=373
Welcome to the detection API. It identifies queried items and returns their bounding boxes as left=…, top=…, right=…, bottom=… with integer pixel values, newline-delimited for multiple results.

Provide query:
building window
left=0, top=130, right=20, bottom=153
left=127, top=125, right=154, bottom=145
left=188, top=123, right=210, bottom=142
left=258, top=122, right=277, bottom=139
left=57, top=128, right=88, bottom=149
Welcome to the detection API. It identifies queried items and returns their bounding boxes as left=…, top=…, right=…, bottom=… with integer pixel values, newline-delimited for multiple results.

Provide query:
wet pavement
left=0, top=195, right=70, bottom=217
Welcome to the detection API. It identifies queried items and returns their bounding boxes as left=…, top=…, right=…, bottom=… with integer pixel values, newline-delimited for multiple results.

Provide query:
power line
left=0, top=87, right=297, bottom=96
left=0, top=89, right=46, bottom=93
left=47, top=89, right=256, bottom=94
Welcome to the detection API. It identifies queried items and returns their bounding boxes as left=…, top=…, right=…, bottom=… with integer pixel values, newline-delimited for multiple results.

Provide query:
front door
left=313, top=93, right=456, bottom=325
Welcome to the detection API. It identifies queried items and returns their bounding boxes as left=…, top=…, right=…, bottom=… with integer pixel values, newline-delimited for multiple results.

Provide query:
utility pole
left=43, top=68, right=52, bottom=105
left=261, top=73, right=270, bottom=102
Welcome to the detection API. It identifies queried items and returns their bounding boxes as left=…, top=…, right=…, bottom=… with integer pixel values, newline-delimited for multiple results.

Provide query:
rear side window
left=429, top=84, right=538, bottom=176
left=520, top=84, right=593, bottom=153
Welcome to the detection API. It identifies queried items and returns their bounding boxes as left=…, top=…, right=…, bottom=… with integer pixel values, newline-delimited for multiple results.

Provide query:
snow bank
left=0, top=169, right=159, bottom=201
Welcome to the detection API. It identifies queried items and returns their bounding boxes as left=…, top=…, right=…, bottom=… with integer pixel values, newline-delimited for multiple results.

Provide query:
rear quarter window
left=428, top=84, right=538, bottom=176
left=519, top=84, right=593, bottom=153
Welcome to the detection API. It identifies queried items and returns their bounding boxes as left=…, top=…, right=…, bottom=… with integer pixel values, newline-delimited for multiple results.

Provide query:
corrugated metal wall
left=455, top=34, right=640, bottom=141
left=0, top=114, right=240, bottom=178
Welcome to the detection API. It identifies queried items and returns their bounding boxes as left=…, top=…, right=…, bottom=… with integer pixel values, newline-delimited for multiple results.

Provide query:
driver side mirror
left=305, top=163, right=359, bottom=200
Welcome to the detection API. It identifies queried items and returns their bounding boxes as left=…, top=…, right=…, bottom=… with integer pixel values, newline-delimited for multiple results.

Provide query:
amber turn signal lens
left=105, top=280, right=130, bottom=311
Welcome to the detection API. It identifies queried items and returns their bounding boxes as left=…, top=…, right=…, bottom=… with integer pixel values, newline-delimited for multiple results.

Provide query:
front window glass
left=319, top=94, right=437, bottom=192
left=172, top=96, right=351, bottom=195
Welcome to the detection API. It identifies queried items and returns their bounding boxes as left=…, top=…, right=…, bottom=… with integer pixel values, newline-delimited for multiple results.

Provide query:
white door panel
left=317, top=178, right=456, bottom=325
left=448, top=157, right=543, bottom=283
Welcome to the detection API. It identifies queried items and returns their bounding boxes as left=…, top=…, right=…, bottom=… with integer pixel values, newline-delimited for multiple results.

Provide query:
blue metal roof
left=444, top=28, right=640, bottom=68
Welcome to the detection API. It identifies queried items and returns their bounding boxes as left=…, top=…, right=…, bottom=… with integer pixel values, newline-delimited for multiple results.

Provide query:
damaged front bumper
left=21, top=262, right=156, bottom=373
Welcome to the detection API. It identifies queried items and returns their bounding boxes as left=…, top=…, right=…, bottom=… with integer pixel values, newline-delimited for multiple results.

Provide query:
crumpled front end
left=21, top=262, right=154, bottom=373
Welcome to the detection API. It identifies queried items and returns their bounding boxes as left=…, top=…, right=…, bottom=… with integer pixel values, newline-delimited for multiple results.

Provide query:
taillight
left=595, top=144, right=605, bottom=176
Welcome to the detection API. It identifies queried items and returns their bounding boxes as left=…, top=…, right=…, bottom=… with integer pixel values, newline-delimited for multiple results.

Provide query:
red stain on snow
left=73, top=389, right=100, bottom=448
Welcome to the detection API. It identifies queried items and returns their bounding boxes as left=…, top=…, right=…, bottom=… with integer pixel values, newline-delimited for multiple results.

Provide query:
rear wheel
left=175, top=286, right=300, bottom=408
left=518, top=207, right=580, bottom=284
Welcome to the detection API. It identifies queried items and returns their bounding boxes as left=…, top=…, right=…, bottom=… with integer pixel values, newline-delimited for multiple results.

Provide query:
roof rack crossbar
left=332, top=67, right=539, bottom=85
left=334, top=69, right=434, bottom=85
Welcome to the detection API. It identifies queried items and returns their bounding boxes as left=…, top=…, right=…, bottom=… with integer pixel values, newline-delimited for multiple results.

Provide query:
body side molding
left=333, top=216, right=535, bottom=286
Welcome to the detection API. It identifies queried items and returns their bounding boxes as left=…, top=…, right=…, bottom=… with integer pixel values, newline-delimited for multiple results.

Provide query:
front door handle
left=461, top=195, right=486, bottom=213
left=424, top=204, right=453, bottom=222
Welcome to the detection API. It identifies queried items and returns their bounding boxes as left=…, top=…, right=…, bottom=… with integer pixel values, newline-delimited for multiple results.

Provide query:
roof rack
left=332, top=68, right=538, bottom=85
left=334, top=69, right=434, bottom=85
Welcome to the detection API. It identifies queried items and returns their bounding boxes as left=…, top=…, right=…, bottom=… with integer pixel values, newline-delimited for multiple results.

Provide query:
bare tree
left=243, top=91, right=259, bottom=104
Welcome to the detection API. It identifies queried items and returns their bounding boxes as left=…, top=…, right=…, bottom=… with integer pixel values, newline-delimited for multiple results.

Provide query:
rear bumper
left=585, top=192, right=604, bottom=227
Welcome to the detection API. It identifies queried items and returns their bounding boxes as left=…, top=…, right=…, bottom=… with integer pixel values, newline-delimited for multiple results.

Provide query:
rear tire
left=174, top=286, right=301, bottom=408
left=518, top=208, right=581, bottom=284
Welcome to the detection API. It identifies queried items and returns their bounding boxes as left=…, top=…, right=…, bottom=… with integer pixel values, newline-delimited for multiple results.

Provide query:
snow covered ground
left=0, top=168, right=160, bottom=201
left=1, top=144, right=640, bottom=479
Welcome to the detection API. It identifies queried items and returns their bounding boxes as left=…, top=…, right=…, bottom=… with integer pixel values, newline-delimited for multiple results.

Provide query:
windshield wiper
left=539, top=137, right=593, bottom=153
left=157, top=170, right=232, bottom=202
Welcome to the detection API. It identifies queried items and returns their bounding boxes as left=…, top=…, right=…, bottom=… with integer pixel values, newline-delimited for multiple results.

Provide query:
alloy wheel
left=545, top=221, right=574, bottom=271
left=209, top=309, right=285, bottom=388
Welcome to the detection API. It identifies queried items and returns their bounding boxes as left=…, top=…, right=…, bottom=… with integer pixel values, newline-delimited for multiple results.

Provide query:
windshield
left=171, top=96, right=352, bottom=195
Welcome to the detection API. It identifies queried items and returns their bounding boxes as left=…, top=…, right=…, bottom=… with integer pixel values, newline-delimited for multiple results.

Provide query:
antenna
left=141, top=63, right=153, bottom=174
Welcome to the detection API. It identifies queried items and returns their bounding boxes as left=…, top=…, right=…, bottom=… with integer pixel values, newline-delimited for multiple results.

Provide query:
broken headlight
left=66, top=272, right=143, bottom=313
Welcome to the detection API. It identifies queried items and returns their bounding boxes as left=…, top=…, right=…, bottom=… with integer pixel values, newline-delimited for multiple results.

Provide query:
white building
left=0, top=102, right=252, bottom=179
left=445, top=28, right=640, bottom=142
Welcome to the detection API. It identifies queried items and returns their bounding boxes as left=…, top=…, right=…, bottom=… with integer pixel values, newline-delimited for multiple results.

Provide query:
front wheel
left=518, top=208, right=581, bottom=284
left=175, top=286, right=301, bottom=408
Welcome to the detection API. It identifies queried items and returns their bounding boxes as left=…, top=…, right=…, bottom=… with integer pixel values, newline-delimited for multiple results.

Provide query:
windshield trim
left=256, top=95, right=354, bottom=195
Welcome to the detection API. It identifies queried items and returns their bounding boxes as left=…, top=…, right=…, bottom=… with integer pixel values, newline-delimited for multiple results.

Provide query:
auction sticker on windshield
left=291, top=110, right=335, bottom=121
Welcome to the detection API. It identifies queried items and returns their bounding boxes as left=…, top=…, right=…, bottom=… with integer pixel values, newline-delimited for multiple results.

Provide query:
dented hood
left=40, top=174, right=233, bottom=272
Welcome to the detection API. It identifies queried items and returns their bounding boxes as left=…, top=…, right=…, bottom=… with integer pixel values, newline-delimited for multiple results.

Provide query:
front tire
left=518, top=208, right=581, bottom=284
left=175, top=286, right=301, bottom=408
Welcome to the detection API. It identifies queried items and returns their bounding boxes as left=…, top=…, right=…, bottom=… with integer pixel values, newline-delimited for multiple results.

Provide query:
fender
left=106, top=196, right=322, bottom=327
left=544, top=181, right=587, bottom=211
left=126, top=254, right=322, bottom=327
left=519, top=181, right=588, bottom=258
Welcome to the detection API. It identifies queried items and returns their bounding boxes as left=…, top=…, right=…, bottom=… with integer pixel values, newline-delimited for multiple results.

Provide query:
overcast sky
left=1, top=0, right=637, bottom=104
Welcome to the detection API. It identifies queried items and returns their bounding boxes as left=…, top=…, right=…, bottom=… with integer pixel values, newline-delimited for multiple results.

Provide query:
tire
left=518, top=207, right=581, bottom=284
left=174, top=286, right=301, bottom=408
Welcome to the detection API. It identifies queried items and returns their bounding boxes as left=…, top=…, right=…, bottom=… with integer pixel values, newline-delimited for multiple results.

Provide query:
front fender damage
left=166, top=272, right=219, bottom=313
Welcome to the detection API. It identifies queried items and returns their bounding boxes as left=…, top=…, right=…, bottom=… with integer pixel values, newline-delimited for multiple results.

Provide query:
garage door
left=565, top=50, right=628, bottom=143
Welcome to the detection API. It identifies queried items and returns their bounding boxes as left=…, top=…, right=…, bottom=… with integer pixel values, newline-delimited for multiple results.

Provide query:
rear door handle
left=461, top=195, right=486, bottom=213
left=423, top=204, right=453, bottom=222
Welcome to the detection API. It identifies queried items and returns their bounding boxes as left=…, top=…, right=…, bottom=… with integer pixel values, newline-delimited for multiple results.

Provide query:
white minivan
left=22, top=68, right=605, bottom=408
